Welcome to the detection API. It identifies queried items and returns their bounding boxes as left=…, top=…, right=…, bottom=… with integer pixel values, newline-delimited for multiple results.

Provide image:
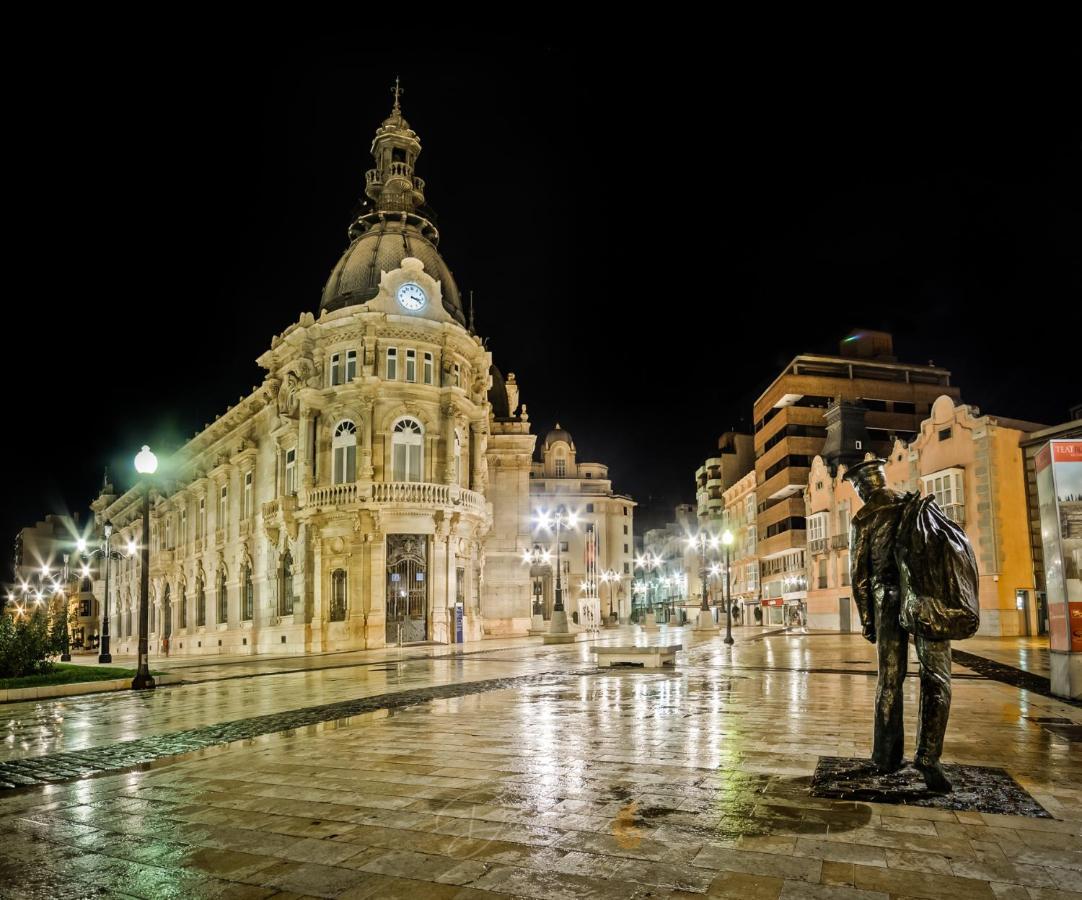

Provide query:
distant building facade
left=754, top=330, right=962, bottom=623
left=804, top=395, right=1044, bottom=635
left=528, top=424, right=635, bottom=624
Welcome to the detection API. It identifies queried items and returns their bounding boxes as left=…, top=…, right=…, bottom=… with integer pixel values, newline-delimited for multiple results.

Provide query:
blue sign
left=455, top=603, right=464, bottom=643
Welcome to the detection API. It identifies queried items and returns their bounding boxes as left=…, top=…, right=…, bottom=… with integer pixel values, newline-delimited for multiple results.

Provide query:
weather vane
left=391, top=76, right=403, bottom=111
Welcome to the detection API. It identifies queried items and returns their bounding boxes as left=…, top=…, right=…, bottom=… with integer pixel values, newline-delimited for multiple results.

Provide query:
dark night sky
left=4, top=28, right=1079, bottom=548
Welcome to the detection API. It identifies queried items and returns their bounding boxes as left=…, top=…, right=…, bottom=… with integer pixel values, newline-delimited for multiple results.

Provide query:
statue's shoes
left=915, top=761, right=953, bottom=793
left=872, top=759, right=904, bottom=776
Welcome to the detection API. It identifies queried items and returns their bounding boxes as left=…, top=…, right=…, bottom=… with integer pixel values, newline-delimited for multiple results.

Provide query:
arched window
left=179, top=583, right=187, bottom=629
left=197, top=579, right=206, bottom=627
left=333, top=420, right=358, bottom=484
left=555, top=453, right=566, bottom=478
left=392, top=418, right=424, bottom=482
left=330, top=569, right=347, bottom=621
left=242, top=565, right=254, bottom=621
left=279, top=551, right=294, bottom=616
left=218, top=569, right=228, bottom=624
left=454, top=431, right=462, bottom=487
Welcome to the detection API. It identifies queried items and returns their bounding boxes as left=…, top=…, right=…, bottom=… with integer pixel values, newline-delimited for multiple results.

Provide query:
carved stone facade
left=91, top=93, right=593, bottom=657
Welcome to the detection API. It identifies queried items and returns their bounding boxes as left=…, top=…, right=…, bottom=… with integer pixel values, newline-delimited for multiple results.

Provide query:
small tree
left=48, top=594, right=70, bottom=660
left=0, top=607, right=54, bottom=678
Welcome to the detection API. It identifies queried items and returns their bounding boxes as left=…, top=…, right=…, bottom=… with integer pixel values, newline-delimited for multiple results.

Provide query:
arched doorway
left=386, top=534, right=427, bottom=643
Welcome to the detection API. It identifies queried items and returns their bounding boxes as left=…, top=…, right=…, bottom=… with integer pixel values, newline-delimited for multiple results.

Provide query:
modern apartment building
left=753, top=330, right=961, bottom=610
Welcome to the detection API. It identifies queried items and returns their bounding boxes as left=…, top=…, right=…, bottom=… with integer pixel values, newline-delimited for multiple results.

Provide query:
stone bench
left=595, top=644, right=681, bottom=669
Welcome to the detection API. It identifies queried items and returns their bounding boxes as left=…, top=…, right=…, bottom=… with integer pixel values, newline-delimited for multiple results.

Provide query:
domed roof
left=544, top=423, right=574, bottom=447
left=320, top=219, right=464, bottom=324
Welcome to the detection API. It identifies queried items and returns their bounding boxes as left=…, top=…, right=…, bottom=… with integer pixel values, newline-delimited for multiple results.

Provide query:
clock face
left=396, top=282, right=427, bottom=312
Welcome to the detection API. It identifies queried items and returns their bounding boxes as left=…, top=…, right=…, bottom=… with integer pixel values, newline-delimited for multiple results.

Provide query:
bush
left=0, top=607, right=56, bottom=679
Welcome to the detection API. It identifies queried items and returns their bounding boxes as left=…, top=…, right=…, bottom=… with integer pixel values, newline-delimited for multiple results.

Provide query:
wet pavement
left=0, top=628, right=1079, bottom=899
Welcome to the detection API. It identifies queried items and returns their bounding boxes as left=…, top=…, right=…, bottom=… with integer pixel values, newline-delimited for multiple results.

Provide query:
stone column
left=365, top=530, right=387, bottom=648
left=360, top=399, right=375, bottom=482
left=298, top=405, right=314, bottom=488
left=310, top=532, right=324, bottom=653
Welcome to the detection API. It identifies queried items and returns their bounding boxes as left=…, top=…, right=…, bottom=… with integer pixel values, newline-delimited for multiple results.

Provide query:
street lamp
left=132, top=445, right=158, bottom=690
left=535, top=508, right=577, bottom=643
left=634, top=552, right=662, bottom=628
left=688, top=532, right=720, bottom=633
left=599, top=569, right=620, bottom=625
left=722, top=529, right=734, bottom=645
left=77, top=522, right=125, bottom=663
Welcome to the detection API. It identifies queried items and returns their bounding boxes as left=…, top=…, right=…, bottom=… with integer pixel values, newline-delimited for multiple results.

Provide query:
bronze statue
left=846, top=458, right=980, bottom=793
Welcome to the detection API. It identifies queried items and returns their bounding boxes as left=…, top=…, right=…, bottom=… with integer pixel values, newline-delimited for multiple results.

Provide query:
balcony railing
left=831, top=534, right=849, bottom=550
left=296, top=481, right=488, bottom=516
left=809, top=538, right=829, bottom=555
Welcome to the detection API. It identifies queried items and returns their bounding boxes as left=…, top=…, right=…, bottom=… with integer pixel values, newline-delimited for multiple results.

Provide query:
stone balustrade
left=295, top=481, right=488, bottom=516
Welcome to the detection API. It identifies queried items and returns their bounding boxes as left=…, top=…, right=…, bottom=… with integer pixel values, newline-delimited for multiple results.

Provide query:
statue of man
left=845, top=459, right=953, bottom=792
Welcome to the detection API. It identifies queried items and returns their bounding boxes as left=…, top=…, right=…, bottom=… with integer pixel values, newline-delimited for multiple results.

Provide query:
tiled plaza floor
left=0, top=631, right=1079, bottom=899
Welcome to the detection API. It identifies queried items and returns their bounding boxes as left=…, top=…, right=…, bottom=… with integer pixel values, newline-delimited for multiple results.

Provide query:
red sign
left=1053, top=441, right=1082, bottom=463
left=762, top=598, right=783, bottom=607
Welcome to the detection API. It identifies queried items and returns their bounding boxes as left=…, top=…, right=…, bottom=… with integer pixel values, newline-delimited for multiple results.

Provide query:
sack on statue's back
left=895, top=493, right=980, bottom=641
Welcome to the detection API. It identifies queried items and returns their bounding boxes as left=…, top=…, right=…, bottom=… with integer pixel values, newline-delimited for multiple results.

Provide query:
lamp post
left=77, top=523, right=124, bottom=664
left=599, top=569, right=620, bottom=625
left=537, top=507, right=578, bottom=644
left=634, top=552, right=662, bottom=628
left=132, top=445, right=157, bottom=690
left=722, top=529, right=734, bottom=646
left=689, top=532, right=720, bottom=633
left=521, top=545, right=552, bottom=634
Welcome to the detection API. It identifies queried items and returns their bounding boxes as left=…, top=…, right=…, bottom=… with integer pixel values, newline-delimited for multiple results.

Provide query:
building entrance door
left=386, top=535, right=427, bottom=644
left=163, top=585, right=172, bottom=639
left=839, top=596, right=851, bottom=633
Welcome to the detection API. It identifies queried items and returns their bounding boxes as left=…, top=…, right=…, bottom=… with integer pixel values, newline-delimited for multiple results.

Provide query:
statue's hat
left=842, top=458, right=888, bottom=493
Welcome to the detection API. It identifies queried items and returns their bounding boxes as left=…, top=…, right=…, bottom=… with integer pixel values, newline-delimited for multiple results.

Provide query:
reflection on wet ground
left=0, top=629, right=1079, bottom=899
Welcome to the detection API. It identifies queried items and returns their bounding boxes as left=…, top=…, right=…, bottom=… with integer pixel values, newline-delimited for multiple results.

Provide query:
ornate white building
left=91, top=91, right=592, bottom=656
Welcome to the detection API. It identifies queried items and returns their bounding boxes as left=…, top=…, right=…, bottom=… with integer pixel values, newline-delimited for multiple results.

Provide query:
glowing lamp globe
left=722, top=530, right=734, bottom=546
left=134, top=445, right=158, bottom=475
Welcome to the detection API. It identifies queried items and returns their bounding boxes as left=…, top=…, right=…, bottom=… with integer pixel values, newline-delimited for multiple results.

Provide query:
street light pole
left=97, top=523, right=116, bottom=663
left=541, top=508, right=578, bottom=644
left=723, top=529, right=734, bottom=646
left=691, top=532, right=720, bottom=633
left=132, top=446, right=157, bottom=690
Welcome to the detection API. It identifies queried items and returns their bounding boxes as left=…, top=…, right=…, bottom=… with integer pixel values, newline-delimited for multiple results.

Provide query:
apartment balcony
left=298, top=481, right=488, bottom=518
left=831, top=534, right=849, bottom=550
left=758, top=465, right=810, bottom=502
left=758, top=529, right=806, bottom=560
left=808, top=538, right=829, bottom=556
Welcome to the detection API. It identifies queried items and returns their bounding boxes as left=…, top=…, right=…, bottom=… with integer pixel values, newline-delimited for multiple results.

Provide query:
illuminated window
left=555, top=458, right=566, bottom=477
left=392, top=418, right=424, bottom=482
left=333, top=420, right=358, bottom=484
left=285, top=448, right=296, bottom=495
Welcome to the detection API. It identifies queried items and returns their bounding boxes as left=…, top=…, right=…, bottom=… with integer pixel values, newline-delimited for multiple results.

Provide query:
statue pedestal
left=694, top=609, right=719, bottom=633
left=543, top=610, right=577, bottom=644
left=641, top=612, right=659, bottom=631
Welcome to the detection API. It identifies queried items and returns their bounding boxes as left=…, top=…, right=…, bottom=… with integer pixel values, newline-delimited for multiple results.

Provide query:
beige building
left=804, top=395, right=1044, bottom=635
left=641, top=505, right=695, bottom=623
left=695, top=432, right=754, bottom=529
left=87, top=92, right=622, bottom=658
left=754, top=330, right=961, bottom=620
left=721, top=470, right=760, bottom=624
left=527, top=425, right=635, bottom=623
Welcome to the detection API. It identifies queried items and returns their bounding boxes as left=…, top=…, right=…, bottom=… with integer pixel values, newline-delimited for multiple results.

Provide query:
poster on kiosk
left=1035, top=439, right=1082, bottom=698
